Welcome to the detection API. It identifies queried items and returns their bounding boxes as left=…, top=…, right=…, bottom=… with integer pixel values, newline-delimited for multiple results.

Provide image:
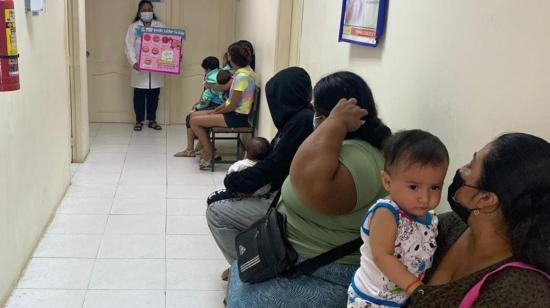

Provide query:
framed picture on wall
left=338, top=0, right=388, bottom=47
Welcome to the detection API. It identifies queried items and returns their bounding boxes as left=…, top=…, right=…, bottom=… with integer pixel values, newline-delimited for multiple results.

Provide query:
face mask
left=447, top=170, right=482, bottom=223
left=140, top=12, right=154, bottom=22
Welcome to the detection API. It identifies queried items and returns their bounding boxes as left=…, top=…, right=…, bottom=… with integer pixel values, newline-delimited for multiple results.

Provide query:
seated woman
left=227, top=71, right=392, bottom=307
left=190, top=43, right=256, bottom=170
left=206, top=67, right=314, bottom=267
left=408, top=132, right=550, bottom=306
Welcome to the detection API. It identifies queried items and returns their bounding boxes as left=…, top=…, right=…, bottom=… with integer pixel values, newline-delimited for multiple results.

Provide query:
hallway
left=5, top=124, right=227, bottom=308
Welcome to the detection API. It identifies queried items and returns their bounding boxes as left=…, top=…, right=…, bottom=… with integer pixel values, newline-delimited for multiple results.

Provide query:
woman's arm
left=204, top=79, right=232, bottom=92
left=370, top=208, right=423, bottom=294
left=214, top=90, right=242, bottom=114
left=124, top=24, right=138, bottom=68
left=289, top=99, right=368, bottom=215
left=224, top=110, right=314, bottom=194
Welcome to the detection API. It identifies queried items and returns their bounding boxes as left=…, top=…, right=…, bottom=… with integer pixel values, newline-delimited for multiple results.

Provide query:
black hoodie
left=224, top=67, right=314, bottom=194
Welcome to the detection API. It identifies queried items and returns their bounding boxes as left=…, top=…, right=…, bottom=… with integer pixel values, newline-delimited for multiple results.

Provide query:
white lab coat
left=124, top=20, right=166, bottom=89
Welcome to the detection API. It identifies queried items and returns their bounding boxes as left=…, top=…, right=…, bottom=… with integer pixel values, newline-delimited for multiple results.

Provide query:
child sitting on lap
left=348, top=129, right=449, bottom=307
left=207, top=137, right=271, bottom=204
left=193, top=56, right=231, bottom=111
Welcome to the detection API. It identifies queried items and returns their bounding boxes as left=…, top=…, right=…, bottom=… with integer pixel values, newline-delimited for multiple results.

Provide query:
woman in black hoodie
left=206, top=67, right=314, bottom=265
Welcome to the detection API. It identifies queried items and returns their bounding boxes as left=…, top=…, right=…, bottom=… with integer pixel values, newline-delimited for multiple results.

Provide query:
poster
left=338, top=0, right=388, bottom=47
left=138, top=27, right=186, bottom=75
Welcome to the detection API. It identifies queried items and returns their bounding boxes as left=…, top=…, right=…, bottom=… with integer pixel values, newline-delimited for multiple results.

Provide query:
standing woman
left=125, top=0, right=165, bottom=131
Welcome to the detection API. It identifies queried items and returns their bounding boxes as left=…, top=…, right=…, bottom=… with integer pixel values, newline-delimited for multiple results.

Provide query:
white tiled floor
left=5, top=123, right=231, bottom=308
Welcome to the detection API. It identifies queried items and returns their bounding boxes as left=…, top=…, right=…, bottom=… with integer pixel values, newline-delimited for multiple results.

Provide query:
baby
left=215, top=69, right=232, bottom=103
left=348, top=129, right=449, bottom=307
left=227, top=137, right=270, bottom=174
left=207, top=137, right=271, bottom=204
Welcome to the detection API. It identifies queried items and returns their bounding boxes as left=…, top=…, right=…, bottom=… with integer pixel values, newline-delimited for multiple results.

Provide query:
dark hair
left=133, top=0, right=158, bottom=22
left=217, top=70, right=232, bottom=84
left=222, top=52, right=230, bottom=68
left=201, top=56, right=219, bottom=71
left=228, top=44, right=252, bottom=68
left=313, top=71, right=391, bottom=148
left=237, top=40, right=255, bottom=70
left=383, top=129, right=449, bottom=172
left=481, top=133, right=550, bottom=273
left=246, top=137, right=270, bottom=161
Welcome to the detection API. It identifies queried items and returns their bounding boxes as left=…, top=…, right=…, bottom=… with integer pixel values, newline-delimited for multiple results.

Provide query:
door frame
left=275, top=0, right=304, bottom=71
left=66, top=0, right=90, bottom=163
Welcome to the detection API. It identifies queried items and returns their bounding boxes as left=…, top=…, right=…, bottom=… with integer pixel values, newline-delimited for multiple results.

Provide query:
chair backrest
left=248, top=86, right=261, bottom=131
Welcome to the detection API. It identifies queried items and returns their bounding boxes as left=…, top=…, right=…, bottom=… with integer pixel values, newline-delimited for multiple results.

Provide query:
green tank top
left=278, top=139, right=387, bottom=265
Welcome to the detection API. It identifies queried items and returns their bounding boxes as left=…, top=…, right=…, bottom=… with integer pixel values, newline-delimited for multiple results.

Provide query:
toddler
left=193, top=56, right=231, bottom=111
left=348, top=129, right=449, bottom=307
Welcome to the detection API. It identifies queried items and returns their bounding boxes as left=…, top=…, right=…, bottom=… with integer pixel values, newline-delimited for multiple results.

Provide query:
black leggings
left=133, top=88, right=160, bottom=123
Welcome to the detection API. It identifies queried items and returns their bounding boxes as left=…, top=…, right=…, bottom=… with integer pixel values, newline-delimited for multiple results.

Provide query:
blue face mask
left=140, top=12, right=154, bottom=22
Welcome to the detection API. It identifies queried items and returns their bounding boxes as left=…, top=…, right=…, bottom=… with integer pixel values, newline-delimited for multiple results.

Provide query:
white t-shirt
left=227, top=159, right=271, bottom=195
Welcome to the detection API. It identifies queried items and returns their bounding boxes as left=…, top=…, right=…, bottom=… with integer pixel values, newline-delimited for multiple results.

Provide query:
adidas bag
left=234, top=192, right=297, bottom=283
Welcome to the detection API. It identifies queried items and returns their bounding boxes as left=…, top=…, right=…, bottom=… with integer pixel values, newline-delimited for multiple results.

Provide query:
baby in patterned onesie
left=348, top=129, right=449, bottom=307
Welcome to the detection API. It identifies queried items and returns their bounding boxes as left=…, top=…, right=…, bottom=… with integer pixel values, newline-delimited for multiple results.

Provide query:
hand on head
left=327, top=98, right=368, bottom=132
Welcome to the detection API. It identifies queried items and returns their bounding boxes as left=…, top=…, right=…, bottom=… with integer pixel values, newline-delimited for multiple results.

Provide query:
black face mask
left=447, top=170, right=482, bottom=224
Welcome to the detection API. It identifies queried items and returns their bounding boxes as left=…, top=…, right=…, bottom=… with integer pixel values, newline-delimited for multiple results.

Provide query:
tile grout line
left=81, top=125, right=132, bottom=308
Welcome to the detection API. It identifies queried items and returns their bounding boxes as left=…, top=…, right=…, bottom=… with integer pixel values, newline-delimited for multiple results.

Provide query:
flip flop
left=174, top=149, right=196, bottom=157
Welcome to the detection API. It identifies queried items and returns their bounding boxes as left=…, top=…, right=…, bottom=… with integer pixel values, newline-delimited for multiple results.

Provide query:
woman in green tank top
left=228, top=71, right=392, bottom=307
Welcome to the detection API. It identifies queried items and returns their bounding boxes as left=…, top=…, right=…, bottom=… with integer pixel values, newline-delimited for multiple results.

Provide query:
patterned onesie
left=348, top=199, right=438, bottom=307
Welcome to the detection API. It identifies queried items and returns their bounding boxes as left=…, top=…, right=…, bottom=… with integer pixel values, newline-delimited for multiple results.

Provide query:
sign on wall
left=138, top=27, right=186, bottom=75
left=338, top=0, right=388, bottom=47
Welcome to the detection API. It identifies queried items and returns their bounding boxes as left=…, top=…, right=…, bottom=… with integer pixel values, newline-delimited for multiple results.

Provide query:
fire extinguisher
left=0, top=0, right=20, bottom=91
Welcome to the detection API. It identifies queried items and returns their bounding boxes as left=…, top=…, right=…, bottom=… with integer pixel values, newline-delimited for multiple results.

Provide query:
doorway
left=85, top=0, right=236, bottom=125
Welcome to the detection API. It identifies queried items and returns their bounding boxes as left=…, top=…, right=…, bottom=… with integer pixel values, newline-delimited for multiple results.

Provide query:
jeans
left=133, top=87, right=160, bottom=123
left=228, top=257, right=358, bottom=308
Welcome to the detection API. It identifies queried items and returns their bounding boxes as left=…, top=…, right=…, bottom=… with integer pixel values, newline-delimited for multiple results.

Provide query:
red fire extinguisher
left=0, top=0, right=20, bottom=91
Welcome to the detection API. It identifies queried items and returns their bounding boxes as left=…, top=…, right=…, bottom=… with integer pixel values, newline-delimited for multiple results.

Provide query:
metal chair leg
left=236, top=133, right=241, bottom=160
left=211, top=131, right=216, bottom=172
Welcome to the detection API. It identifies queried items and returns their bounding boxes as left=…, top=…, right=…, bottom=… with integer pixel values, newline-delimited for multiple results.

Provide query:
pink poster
left=138, top=27, right=186, bottom=75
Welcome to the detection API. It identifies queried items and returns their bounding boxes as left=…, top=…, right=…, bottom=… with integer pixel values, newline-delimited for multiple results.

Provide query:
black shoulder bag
left=235, top=191, right=362, bottom=283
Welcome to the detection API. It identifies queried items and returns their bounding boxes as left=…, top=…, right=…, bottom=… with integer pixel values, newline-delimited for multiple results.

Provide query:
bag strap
left=289, top=237, right=363, bottom=277
left=459, top=261, right=550, bottom=308
left=268, top=190, right=282, bottom=210
left=270, top=189, right=362, bottom=277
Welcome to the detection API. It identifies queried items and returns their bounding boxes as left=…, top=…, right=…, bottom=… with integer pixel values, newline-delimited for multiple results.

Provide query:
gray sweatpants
left=206, top=194, right=275, bottom=263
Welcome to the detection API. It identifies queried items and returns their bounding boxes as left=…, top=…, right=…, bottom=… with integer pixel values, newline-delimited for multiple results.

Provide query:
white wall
left=0, top=2, right=71, bottom=304
left=235, top=0, right=281, bottom=138
left=299, top=0, right=550, bottom=210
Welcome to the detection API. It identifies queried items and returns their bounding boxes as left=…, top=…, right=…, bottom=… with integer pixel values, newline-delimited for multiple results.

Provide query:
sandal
left=133, top=122, right=143, bottom=131
left=199, top=158, right=212, bottom=170
left=194, top=143, right=203, bottom=153
left=174, top=149, right=196, bottom=157
left=148, top=121, right=162, bottom=130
